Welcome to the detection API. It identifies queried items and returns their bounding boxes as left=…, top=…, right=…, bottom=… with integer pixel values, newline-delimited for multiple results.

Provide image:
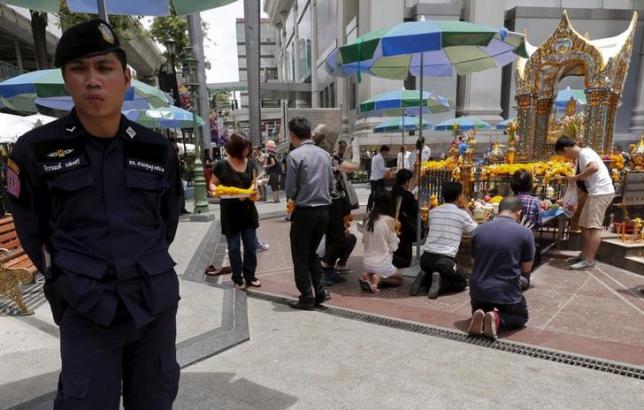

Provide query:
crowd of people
left=204, top=112, right=617, bottom=344
left=8, top=18, right=623, bottom=409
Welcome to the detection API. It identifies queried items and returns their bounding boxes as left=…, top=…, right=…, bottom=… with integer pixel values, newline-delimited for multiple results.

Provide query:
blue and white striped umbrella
left=435, top=117, right=491, bottom=131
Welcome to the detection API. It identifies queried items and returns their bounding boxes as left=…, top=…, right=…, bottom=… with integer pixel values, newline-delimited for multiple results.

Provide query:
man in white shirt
left=368, top=145, right=390, bottom=211
left=396, top=145, right=413, bottom=171
left=555, top=137, right=615, bottom=270
left=412, top=182, right=478, bottom=299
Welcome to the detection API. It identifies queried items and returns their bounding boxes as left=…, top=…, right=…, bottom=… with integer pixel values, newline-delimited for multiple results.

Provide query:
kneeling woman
left=209, top=132, right=262, bottom=289
left=360, top=191, right=403, bottom=293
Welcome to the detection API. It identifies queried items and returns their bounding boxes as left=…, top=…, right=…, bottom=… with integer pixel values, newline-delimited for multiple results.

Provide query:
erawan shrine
left=419, top=11, right=643, bottom=274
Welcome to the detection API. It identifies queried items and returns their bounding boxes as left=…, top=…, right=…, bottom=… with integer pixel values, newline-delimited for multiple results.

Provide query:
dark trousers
left=54, top=307, right=179, bottom=410
left=290, top=206, right=329, bottom=301
left=338, top=233, right=357, bottom=266
left=471, top=296, right=529, bottom=329
left=226, top=228, right=258, bottom=285
left=322, top=198, right=347, bottom=267
left=393, top=240, right=413, bottom=268
left=420, top=252, right=467, bottom=293
left=367, top=179, right=385, bottom=211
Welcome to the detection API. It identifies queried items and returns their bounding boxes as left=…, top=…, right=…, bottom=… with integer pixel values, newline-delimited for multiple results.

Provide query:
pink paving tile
left=253, top=218, right=644, bottom=366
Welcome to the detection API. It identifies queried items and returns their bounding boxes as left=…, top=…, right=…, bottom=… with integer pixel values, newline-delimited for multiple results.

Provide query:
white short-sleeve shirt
left=576, top=147, right=614, bottom=196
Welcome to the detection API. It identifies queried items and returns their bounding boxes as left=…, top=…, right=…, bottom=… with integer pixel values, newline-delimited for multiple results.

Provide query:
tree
left=149, top=1, right=210, bottom=70
left=30, top=10, right=49, bottom=69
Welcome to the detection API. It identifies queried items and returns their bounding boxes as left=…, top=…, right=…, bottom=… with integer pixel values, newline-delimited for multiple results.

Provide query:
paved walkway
left=247, top=217, right=644, bottom=367
left=174, top=296, right=643, bottom=410
left=3, top=183, right=644, bottom=408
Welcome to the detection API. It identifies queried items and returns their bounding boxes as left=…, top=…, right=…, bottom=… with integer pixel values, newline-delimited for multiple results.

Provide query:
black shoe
left=325, top=271, right=346, bottom=284
left=428, top=272, right=441, bottom=299
left=409, top=270, right=428, bottom=296
left=315, top=289, right=332, bottom=306
left=288, top=300, right=315, bottom=311
left=180, top=209, right=191, bottom=215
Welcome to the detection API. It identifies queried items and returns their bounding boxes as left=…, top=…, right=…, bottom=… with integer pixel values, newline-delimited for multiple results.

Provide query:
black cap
left=55, top=19, right=123, bottom=68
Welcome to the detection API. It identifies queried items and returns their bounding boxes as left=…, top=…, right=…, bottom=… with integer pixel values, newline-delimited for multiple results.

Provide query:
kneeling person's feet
left=427, top=272, right=441, bottom=299
left=467, top=309, right=485, bottom=336
left=409, top=270, right=428, bottom=296
left=483, top=311, right=499, bottom=340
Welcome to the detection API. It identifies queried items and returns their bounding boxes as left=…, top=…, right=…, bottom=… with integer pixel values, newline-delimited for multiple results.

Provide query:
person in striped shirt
left=411, top=182, right=478, bottom=299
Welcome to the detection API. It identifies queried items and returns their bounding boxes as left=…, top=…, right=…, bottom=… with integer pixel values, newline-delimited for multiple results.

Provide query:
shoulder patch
left=7, top=158, right=20, bottom=175
left=6, top=167, right=20, bottom=198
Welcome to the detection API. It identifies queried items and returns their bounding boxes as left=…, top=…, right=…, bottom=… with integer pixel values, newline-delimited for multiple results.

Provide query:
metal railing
left=0, top=60, right=26, bottom=82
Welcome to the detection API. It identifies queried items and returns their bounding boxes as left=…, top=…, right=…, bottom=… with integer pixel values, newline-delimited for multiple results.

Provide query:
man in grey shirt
left=285, top=117, right=334, bottom=310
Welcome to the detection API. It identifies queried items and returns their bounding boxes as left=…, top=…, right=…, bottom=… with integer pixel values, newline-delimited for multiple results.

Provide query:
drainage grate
left=249, top=292, right=644, bottom=380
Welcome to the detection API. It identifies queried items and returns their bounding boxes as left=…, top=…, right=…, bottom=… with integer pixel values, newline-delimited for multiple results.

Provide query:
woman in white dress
left=361, top=191, right=403, bottom=293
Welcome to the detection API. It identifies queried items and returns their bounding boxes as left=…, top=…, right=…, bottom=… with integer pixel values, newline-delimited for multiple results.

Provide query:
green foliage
left=149, top=1, right=211, bottom=69
left=57, top=0, right=144, bottom=42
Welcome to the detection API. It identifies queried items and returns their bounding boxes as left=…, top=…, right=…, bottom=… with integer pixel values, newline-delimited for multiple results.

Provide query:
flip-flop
left=366, top=281, right=381, bottom=294
left=205, top=266, right=232, bottom=276
left=358, top=277, right=371, bottom=292
left=246, top=279, right=262, bottom=288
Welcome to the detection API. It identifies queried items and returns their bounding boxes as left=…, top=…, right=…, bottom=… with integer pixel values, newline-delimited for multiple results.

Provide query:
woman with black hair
left=209, top=132, right=262, bottom=289
left=360, top=190, right=403, bottom=293
left=391, top=169, right=418, bottom=268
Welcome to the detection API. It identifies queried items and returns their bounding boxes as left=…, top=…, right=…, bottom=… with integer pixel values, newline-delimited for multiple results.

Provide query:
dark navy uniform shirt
left=7, top=110, right=182, bottom=327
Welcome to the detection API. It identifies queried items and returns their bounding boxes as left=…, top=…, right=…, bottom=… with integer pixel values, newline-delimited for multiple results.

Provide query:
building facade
left=236, top=18, right=280, bottom=109
left=264, top=0, right=644, bottom=154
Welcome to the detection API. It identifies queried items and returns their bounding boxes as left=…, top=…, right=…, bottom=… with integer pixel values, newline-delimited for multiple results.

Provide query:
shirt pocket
left=48, top=170, right=97, bottom=224
left=125, top=171, right=168, bottom=224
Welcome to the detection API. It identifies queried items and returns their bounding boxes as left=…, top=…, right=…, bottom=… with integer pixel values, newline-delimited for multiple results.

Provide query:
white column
left=457, top=0, right=504, bottom=124
left=311, top=0, right=319, bottom=108
left=629, top=40, right=644, bottom=133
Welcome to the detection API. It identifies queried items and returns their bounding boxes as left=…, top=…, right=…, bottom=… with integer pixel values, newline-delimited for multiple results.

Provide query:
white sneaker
left=569, top=259, right=595, bottom=270
left=256, top=242, right=270, bottom=252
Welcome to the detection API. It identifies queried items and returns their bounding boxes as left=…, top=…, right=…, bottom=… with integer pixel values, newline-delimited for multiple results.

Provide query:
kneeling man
left=468, top=197, right=535, bottom=339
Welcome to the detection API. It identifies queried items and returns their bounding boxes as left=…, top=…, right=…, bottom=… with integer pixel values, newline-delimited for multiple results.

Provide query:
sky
left=143, top=0, right=268, bottom=85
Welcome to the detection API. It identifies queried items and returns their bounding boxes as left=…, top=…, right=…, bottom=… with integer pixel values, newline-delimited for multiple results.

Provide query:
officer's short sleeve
left=6, top=135, right=50, bottom=273
left=160, top=143, right=181, bottom=245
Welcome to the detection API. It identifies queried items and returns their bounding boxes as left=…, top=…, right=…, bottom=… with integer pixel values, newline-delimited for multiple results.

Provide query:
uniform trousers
left=54, top=306, right=179, bottom=410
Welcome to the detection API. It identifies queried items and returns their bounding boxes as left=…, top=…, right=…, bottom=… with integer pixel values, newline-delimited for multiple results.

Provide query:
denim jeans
left=225, top=228, right=258, bottom=284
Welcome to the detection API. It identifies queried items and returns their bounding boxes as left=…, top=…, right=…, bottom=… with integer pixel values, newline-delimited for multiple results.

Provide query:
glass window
left=285, top=9, right=295, bottom=42
left=297, top=5, right=311, bottom=81
left=316, top=0, right=337, bottom=58
left=329, top=82, right=335, bottom=108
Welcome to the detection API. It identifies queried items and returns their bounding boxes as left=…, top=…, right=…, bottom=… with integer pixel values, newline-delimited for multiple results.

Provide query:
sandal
left=246, top=279, right=262, bottom=288
left=358, top=277, right=371, bottom=292
left=204, top=266, right=232, bottom=276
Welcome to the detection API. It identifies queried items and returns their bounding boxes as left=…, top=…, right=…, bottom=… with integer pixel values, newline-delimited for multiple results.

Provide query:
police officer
left=7, top=20, right=181, bottom=409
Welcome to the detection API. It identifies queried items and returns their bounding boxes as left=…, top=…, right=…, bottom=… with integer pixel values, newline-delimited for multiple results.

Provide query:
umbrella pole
left=401, top=115, right=405, bottom=146
left=97, top=0, right=109, bottom=22
left=416, top=53, right=424, bottom=263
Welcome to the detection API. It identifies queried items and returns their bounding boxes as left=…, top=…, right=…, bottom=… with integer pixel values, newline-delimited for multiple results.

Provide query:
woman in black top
left=391, top=169, right=418, bottom=268
left=209, top=132, right=261, bottom=289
